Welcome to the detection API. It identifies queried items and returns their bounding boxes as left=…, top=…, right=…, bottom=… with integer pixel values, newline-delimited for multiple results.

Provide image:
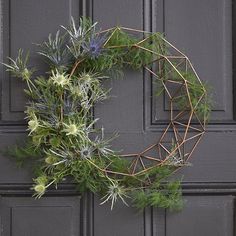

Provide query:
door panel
left=152, top=196, right=234, bottom=236
left=93, top=197, right=144, bottom=236
left=1, top=0, right=80, bottom=121
left=0, top=1, right=83, bottom=235
left=164, top=196, right=234, bottom=236
left=93, top=0, right=236, bottom=235
left=0, top=196, right=80, bottom=236
left=156, top=0, right=232, bottom=120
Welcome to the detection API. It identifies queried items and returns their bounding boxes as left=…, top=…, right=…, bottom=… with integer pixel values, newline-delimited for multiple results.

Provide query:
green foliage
left=132, top=181, right=183, bottom=211
left=5, top=141, right=43, bottom=167
left=2, top=17, right=210, bottom=211
left=70, top=160, right=104, bottom=193
left=2, top=49, right=32, bottom=80
left=155, top=61, right=212, bottom=123
left=173, top=71, right=212, bottom=121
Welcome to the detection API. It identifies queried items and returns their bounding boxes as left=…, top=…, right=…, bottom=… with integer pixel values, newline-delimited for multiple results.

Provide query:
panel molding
left=144, top=0, right=236, bottom=132
left=0, top=183, right=236, bottom=236
left=80, top=192, right=94, bottom=236
left=2, top=181, right=236, bottom=235
left=233, top=0, right=236, bottom=120
left=0, top=0, right=81, bottom=122
left=151, top=195, right=235, bottom=236
left=0, top=195, right=81, bottom=236
left=0, top=182, right=236, bottom=195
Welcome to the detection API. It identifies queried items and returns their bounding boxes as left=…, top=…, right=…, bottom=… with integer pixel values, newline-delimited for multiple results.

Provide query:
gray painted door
left=0, top=0, right=235, bottom=235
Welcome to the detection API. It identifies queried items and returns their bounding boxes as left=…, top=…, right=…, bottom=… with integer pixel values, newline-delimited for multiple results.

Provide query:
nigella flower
left=83, top=33, right=107, bottom=58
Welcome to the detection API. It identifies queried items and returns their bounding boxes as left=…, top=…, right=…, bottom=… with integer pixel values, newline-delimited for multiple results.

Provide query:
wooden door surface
left=0, top=0, right=235, bottom=235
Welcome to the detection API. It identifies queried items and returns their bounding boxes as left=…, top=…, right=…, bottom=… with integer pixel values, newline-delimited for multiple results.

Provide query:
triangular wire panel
left=104, top=155, right=136, bottom=175
left=164, top=83, right=187, bottom=111
left=161, top=59, right=186, bottom=83
left=136, top=33, right=167, bottom=54
left=158, top=138, right=184, bottom=160
left=173, top=110, right=192, bottom=123
left=141, top=144, right=160, bottom=160
left=189, top=111, right=206, bottom=131
left=144, top=57, right=165, bottom=72
left=164, top=80, right=186, bottom=99
left=144, top=59, right=166, bottom=84
left=158, top=124, right=177, bottom=144
left=158, top=142, right=171, bottom=161
left=127, top=155, right=141, bottom=175
left=171, top=121, right=185, bottom=144
left=139, top=155, right=161, bottom=169
left=161, top=38, right=187, bottom=57
left=182, top=133, right=204, bottom=163
left=173, top=120, right=203, bottom=134
left=131, top=156, right=153, bottom=175
left=185, top=59, right=203, bottom=84
left=164, top=149, right=184, bottom=167
left=171, top=83, right=191, bottom=110
left=135, top=33, right=184, bottom=58
left=94, top=27, right=207, bottom=179
left=165, top=57, right=188, bottom=75
left=135, top=45, right=160, bottom=66
left=165, top=57, right=186, bottom=81
left=171, top=110, right=196, bottom=142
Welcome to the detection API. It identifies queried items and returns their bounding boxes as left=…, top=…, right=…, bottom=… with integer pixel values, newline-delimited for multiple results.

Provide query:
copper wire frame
left=73, top=26, right=207, bottom=178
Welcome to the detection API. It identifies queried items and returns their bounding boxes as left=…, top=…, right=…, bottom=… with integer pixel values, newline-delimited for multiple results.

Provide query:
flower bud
left=34, top=184, right=46, bottom=195
left=22, top=68, right=31, bottom=81
left=45, top=155, right=57, bottom=165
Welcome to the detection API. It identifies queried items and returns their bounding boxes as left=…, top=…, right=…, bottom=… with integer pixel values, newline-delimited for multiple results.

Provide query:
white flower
left=70, top=85, right=82, bottom=97
left=80, top=73, right=92, bottom=82
left=45, top=155, right=58, bottom=165
left=34, top=184, right=46, bottom=195
left=32, top=176, right=50, bottom=198
left=50, top=70, right=70, bottom=87
left=63, top=123, right=79, bottom=136
left=28, top=116, right=39, bottom=134
left=22, top=68, right=31, bottom=81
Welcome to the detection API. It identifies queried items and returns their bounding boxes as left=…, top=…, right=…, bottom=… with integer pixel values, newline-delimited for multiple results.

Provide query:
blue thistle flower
left=83, top=33, right=107, bottom=58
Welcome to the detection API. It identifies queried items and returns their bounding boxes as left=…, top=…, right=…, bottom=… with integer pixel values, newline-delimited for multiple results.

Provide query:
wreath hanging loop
left=3, top=17, right=211, bottom=210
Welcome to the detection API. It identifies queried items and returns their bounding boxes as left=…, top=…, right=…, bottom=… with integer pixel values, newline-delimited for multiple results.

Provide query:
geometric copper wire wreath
left=88, top=27, right=207, bottom=178
left=2, top=18, right=211, bottom=207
